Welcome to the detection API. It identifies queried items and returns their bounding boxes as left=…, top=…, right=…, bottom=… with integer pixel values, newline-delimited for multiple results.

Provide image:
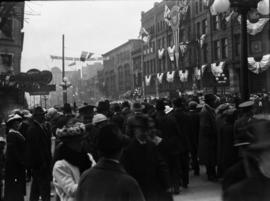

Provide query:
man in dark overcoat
left=25, top=107, right=52, bottom=201
left=76, top=123, right=145, bottom=201
left=122, top=115, right=172, bottom=201
left=198, top=94, right=218, bottom=181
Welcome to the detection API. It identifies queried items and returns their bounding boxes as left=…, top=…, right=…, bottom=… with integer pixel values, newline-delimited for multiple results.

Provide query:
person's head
left=97, top=123, right=129, bottom=159
left=239, top=101, right=255, bottom=117
left=92, top=113, right=108, bottom=127
left=244, top=119, right=270, bottom=177
left=204, top=94, right=217, bottom=108
left=132, top=102, right=144, bottom=113
left=33, top=106, right=46, bottom=123
left=155, top=99, right=165, bottom=112
left=173, top=97, right=185, bottom=109
left=46, top=107, right=58, bottom=121
left=132, top=115, right=149, bottom=142
left=188, top=101, right=198, bottom=111
left=122, top=101, right=130, bottom=110
left=6, top=114, right=22, bottom=131
left=56, top=121, right=86, bottom=153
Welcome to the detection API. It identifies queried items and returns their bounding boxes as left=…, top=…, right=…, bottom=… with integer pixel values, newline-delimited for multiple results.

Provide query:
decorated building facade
left=137, top=0, right=270, bottom=97
left=102, top=39, right=143, bottom=99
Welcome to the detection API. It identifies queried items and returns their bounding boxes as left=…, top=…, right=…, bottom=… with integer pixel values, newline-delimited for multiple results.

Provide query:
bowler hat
left=132, top=102, right=145, bottom=112
left=33, top=106, right=46, bottom=116
left=79, top=105, right=95, bottom=114
left=204, top=94, right=216, bottom=103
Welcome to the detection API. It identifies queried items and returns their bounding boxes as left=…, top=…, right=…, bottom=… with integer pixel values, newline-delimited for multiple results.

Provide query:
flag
left=86, top=52, right=93, bottom=59
left=164, top=4, right=171, bottom=26
left=80, top=51, right=88, bottom=62
left=139, top=27, right=150, bottom=43
left=68, top=61, right=76, bottom=67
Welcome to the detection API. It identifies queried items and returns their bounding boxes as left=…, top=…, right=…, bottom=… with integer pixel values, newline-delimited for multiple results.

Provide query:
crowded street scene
left=0, top=0, right=270, bottom=201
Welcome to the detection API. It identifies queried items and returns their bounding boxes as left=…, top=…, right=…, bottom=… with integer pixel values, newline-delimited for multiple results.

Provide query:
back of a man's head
left=97, top=123, right=128, bottom=159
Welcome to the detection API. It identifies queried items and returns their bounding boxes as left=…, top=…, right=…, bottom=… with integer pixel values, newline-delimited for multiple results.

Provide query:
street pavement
left=174, top=169, right=222, bottom=201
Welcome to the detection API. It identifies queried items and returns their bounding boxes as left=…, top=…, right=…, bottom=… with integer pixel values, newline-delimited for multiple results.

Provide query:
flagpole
left=62, top=34, right=68, bottom=105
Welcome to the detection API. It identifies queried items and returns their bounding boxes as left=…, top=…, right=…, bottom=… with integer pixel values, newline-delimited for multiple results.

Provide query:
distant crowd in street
left=0, top=92, right=270, bottom=201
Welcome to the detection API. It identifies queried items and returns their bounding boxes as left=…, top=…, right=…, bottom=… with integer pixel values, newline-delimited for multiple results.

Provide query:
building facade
left=136, top=0, right=270, bottom=97
left=102, top=39, right=143, bottom=98
left=0, top=2, right=25, bottom=116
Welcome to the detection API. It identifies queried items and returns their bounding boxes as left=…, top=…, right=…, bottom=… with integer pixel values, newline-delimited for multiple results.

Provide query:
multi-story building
left=81, top=62, right=103, bottom=80
left=102, top=39, right=143, bottom=98
left=137, top=0, right=270, bottom=97
left=0, top=2, right=25, bottom=115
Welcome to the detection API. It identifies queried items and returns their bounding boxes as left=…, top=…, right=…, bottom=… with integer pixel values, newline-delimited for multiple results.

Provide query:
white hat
left=92, top=113, right=107, bottom=125
left=165, top=105, right=173, bottom=114
left=7, top=114, right=22, bottom=123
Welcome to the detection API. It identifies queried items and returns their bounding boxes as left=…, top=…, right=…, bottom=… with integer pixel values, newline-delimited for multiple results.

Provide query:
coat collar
left=95, top=158, right=126, bottom=174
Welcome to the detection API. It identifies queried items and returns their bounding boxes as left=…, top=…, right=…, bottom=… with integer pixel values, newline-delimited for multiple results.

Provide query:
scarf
left=55, top=143, right=92, bottom=174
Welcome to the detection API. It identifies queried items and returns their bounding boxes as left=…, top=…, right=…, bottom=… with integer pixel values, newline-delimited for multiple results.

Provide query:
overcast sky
left=21, top=0, right=159, bottom=72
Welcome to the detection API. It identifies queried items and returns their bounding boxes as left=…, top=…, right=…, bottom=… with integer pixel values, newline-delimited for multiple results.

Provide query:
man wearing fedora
left=25, top=106, right=52, bottom=201
left=223, top=119, right=270, bottom=201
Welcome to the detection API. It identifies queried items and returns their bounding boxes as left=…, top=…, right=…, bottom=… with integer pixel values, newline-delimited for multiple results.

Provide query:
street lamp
left=212, top=0, right=269, bottom=101
left=60, top=76, right=71, bottom=104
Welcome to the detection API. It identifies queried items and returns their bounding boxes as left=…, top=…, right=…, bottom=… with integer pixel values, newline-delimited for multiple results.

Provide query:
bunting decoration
left=145, top=75, right=152, bottom=86
left=166, top=71, right=175, bottom=83
left=179, top=43, right=188, bottom=56
left=211, top=61, right=225, bottom=77
left=248, top=54, right=270, bottom=74
left=158, top=48, right=165, bottom=59
left=194, top=67, right=201, bottom=80
left=168, top=45, right=175, bottom=61
left=68, top=61, right=76, bottom=67
left=237, top=17, right=270, bottom=35
left=164, top=4, right=171, bottom=26
left=199, top=34, right=207, bottom=48
left=203, top=0, right=210, bottom=7
left=179, top=70, right=189, bottom=82
left=178, top=0, right=190, bottom=17
left=225, top=11, right=236, bottom=22
left=202, top=64, right=208, bottom=74
left=139, top=27, right=151, bottom=44
left=80, top=51, right=93, bottom=62
left=157, top=73, right=164, bottom=84
left=169, top=5, right=181, bottom=68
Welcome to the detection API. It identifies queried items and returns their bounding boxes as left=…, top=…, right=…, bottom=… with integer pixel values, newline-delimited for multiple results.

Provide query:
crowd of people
left=0, top=92, right=270, bottom=201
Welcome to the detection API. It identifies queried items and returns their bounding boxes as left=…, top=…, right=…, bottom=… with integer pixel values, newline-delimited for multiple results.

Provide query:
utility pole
left=62, top=34, right=67, bottom=105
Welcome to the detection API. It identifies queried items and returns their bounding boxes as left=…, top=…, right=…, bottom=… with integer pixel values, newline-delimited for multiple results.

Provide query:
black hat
left=156, top=99, right=165, bottom=111
left=204, top=94, right=216, bottom=103
left=97, top=123, right=129, bottom=154
left=33, top=106, right=46, bottom=116
left=248, top=119, right=270, bottom=150
left=79, top=105, right=95, bottom=114
left=132, top=102, right=145, bottom=112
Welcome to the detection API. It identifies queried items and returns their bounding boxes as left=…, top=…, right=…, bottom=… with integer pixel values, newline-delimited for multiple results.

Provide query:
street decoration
left=238, top=17, right=269, bottom=36
left=145, top=75, right=152, bottom=86
left=80, top=51, right=93, bottom=62
left=179, top=69, right=189, bottom=82
left=167, top=45, right=175, bottom=61
left=199, top=34, right=207, bottom=48
left=166, top=71, right=175, bottom=83
left=179, top=43, right=188, bottom=56
left=139, top=27, right=150, bottom=44
left=194, top=67, right=202, bottom=80
left=169, top=5, right=180, bottom=69
left=68, top=61, right=76, bottom=67
left=157, top=73, right=164, bottom=84
left=164, top=4, right=171, bottom=26
left=248, top=54, right=270, bottom=74
left=158, top=48, right=165, bottom=59
left=211, top=61, right=225, bottom=77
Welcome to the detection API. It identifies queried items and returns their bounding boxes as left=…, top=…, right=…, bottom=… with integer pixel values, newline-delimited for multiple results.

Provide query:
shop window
left=221, top=38, right=228, bottom=59
left=202, top=19, right=207, bottom=34
left=0, top=17, right=13, bottom=39
left=213, top=40, right=221, bottom=60
left=234, top=34, right=240, bottom=57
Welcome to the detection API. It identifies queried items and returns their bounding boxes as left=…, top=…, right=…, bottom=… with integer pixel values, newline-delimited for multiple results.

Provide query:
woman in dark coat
left=4, top=114, right=26, bottom=201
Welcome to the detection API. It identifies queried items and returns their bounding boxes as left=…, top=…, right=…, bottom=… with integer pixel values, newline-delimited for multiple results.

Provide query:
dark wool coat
left=223, top=177, right=270, bottom=201
left=198, top=105, right=218, bottom=166
left=76, top=159, right=145, bottom=201
left=4, top=130, right=26, bottom=201
left=121, top=139, right=172, bottom=201
left=24, top=120, right=52, bottom=175
left=187, top=110, right=200, bottom=153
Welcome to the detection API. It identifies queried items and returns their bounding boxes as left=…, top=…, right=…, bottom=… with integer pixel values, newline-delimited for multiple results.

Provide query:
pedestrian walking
left=4, top=114, right=26, bottom=201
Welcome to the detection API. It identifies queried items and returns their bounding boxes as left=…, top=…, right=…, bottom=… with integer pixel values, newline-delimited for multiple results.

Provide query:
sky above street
left=21, top=0, right=159, bottom=72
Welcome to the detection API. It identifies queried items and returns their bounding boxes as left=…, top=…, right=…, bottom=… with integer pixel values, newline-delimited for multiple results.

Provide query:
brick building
left=102, top=39, right=143, bottom=98
left=136, top=0, right=270, bottom=97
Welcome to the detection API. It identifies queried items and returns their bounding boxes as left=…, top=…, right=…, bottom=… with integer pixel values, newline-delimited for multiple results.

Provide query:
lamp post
left=212, top=0, right=269, bottom=101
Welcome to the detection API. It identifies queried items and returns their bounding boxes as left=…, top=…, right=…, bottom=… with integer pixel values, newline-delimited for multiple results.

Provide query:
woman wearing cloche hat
left=4, top=113, right=26, bottom=201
